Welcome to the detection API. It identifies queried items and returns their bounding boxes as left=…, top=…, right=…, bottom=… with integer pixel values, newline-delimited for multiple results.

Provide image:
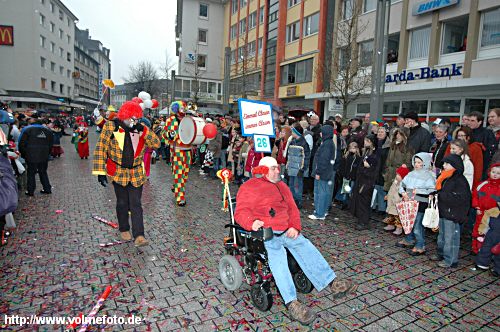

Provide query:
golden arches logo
left=0, top=26, right=13, bottom=46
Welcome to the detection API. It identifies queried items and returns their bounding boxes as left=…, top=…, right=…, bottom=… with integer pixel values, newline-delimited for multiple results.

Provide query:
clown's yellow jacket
left=92, top=120, right=160, bottom=187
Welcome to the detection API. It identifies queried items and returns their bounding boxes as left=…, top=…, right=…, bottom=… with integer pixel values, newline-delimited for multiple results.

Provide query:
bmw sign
left=412, top=0, right=459, bottom=15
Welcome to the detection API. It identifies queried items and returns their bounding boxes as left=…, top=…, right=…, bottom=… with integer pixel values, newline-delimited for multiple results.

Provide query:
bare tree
left=230, top=36, right=260, bottom=99
left=316, top=0, right=371, bottom=118
left=124, top=60, right=161, bottom=97
left=159, top=49, right=176, bottom=80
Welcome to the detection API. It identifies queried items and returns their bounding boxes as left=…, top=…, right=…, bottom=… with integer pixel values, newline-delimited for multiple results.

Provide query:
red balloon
left=151, top=99, right=159, bottom=109
left=203, top=123, right=217, bottom=139
left=131, top=97, right=142, bottom=104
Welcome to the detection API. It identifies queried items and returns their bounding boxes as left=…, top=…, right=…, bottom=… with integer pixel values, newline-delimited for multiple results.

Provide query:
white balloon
left=138, top=91, right=151, bottom=101
left=139, top=102, right=145, bottom=110
left=143, top=99, right=153, bottom=108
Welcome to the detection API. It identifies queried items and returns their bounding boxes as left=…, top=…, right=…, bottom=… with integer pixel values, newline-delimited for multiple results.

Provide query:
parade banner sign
left=238, top=99, right=275, bottom=137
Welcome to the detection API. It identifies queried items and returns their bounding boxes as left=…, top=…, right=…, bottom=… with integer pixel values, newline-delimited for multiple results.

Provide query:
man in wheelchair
left=234, top=157, right=356, bottom=325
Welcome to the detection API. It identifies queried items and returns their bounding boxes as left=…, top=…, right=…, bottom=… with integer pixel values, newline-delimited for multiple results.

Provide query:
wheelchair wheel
left=293, top=270, right=314, bottom=294
left=250, top=284, right=273, bottom=312
left=219, top=255, right=243, bottom=291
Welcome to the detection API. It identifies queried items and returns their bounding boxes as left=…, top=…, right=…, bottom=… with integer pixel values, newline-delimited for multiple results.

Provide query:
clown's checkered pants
left=171, top=148, right=191, bottom=204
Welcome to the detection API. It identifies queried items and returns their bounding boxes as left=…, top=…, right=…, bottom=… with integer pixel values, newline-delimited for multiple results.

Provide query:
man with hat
left=404, top=111, right=431, bottom=153
left=235, top=156, right=356, bottom=325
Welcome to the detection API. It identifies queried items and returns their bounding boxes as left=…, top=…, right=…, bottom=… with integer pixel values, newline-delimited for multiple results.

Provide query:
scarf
left=120, top=122, right=135, bottom=169
left=436, top=169, right=455, bottom=191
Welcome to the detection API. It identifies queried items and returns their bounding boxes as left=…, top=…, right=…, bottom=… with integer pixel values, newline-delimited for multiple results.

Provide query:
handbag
left=396, top=191, right=419, bottom=235
left=422, top=195, right=439, bottom=229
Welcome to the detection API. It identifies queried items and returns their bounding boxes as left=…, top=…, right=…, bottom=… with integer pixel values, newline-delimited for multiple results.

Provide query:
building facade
left=223, top=0, right=333, bottom=114
left=0, top=0, right=78, bottom=111
left=74, top=27, right=100, bottom=111
left=176, top=0, right=225, bottom=108
left=306, top=0, right=500, bottom=123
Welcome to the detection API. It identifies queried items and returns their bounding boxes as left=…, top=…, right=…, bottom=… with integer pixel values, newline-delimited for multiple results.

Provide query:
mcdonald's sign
left=0, top=26, right=14, bottom=46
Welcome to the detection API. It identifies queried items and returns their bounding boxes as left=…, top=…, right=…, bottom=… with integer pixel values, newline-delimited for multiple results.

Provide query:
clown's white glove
left=93, top=108, right=100, bottom=118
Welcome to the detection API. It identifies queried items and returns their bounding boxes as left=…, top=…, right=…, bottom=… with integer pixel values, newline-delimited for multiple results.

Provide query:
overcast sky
left=65, top=0, right=178, bottom=85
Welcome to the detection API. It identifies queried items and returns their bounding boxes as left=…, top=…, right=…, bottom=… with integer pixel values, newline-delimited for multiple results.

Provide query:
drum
left=179, top=116, right=207, bottom=145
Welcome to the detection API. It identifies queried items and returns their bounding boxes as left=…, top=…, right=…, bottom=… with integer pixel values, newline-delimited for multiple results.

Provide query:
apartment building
left=73, top=27, right=100, bottom=111
left=0, top=0, right=78, bottom=110
left=307, top=0, right=500, bottom=123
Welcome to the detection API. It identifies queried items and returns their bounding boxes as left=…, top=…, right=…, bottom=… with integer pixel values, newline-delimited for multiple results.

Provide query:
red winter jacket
left=472, top=178, right=500, bottom=212
left=235, top=177, right=301, bottom=232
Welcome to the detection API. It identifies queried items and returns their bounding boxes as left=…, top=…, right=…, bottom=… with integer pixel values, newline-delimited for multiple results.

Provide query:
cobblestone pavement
left=1, top=130, right=499, bottom=331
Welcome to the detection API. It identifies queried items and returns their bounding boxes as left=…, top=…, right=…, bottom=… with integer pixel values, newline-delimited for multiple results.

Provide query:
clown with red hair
left=163, top=101, right=192, bottom=206
left=76, top=120, right=89, bottom=159
left=92, top=101, right=160, bottom=247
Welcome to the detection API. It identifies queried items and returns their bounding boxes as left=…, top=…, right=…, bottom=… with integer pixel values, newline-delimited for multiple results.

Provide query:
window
left=50, top=2, right=54, bottom=12
left=430, top=100, right=460, bottom=114
left=40, top=0, right=45, bottom=4
left=441, top=16, right=468, bottom=54
left=41, top=78, right=47, bottom=89
left=67, top=86, right=71, bottom=96
left=50, top=22, right=55, bottom=32
left=402, top=100, right=427, bottom=115
left=208, top=82, right=216, bottom=93
left=286, top=21, right=300, bottom=43
left=303, top=12, right=319, bottom=37
left=231, top=49, right=237, bottom=64
left=67, top=17, right=71, bottom=27
left=280, top=58, right=313, bottom=85
left=240, top=0, right=247, bottom=8
left=199, top=3, right=208, bottom=18
left=383, top=102, right=400, bottom=115
left=198, top=29, right=207, bottom=43
left=231, top=0, right=238, bottom=14
left=238, top=46, right=245, bottom=59
left=40, top=14, right=45, bottom=26
left=197, top=54, right=206, bottom=69
left=59, top=65, right=64, bottom=75
left=59, top=47, right=64, bottom=57
left=40, top=35, right=46, bottom=48
left=259, top=6, right=264, bottom=24
left=239, top=18, right=246, bottom=34
left=59, top=9, right=64, bottom=20
left=364, top=0, right=376, bottom=12
left=343, top=0, right=353, bottom=20
left=59, top=29, right=63, bottom=39
left=67, top=69, right=71, bottom=78
left=67, top=52, right=71, bottom=61
left=67, top=35, right=70, bottom=44
left=481, top=7, right=500, bottom=48
left=60, top=83, right=64, bottom=93
left=359, top=40, right=374, bottom=67
left=40, top=57, right=46, bottom=68
left=249, top=11, right=257, bottom=30
left=50, top=62, right=55, bottom=72
left=387, top=33, right=400, bottom=63
left=247, top=40, right=256, bottom=57
left=258, top=37, right=263, bottom=54
left=288, top=0, right=300, bottom=7
left=409, top=26, right=431, bottom=60
left=338, top=47, right=351, bottom=71
left=50, top=42, right=55, bottom=53
left=51, top=81, right=56, bottom=92
left=230, top=24, right=237, bottom=39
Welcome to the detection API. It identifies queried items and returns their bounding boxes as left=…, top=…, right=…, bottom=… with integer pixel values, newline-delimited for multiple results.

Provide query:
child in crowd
left=431, top=154, right=471, bottom=268
left=448, top=139, right=474, bottom=190
left=472, top=163, right=500, bottom=254
left=243, top=137, right=262, bottom=182
left=335, top=142, right=361, bottom=210
left=475, top=201, right=500, bottom=277
left=396, top=152, right=436, bottom=255
left=384, top=165, right=408, bottom=233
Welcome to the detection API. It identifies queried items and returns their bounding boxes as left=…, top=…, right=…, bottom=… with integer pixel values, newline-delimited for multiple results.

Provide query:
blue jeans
left=404, top=212, right=426, bottom=249
left=327, top=171, right=337, bottom=211
left=372, top=185, right=387, bottom=212
left=437, top=218, right=461, bottom=266
left=314, top=179, right=330, bottom=218
left=264, top=233, right=336, bottom=304
left=220, top=149, right=227, bottom=169
left=288, top=176, right=304, bottom=207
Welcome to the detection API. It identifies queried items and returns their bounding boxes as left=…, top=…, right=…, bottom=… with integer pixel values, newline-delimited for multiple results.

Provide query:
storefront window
left=489, top=99, right=500, bottom=109
left=464, top=99, right=486, bottom=115
left=357, top=104, right=370, bottom=115
left=359, top=40, right=374, bottom=67
left=384, top=101, right=400, bottom=115
left=430, top=100, right=460, bottom=114
left=402, top=100, right=427, bottom=115
left=409, top=26, right=431, bottom=60
left=441, top=16, right=468, bottom=54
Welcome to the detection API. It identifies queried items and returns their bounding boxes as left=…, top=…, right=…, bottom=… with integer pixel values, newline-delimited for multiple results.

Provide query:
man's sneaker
left=287, top=300, right=315, bottom=326
left=437, top=261, right=458, bottom=269
left=308, top=214, right=325, bottom=220
left=120, top=231, right=132, bottom=241
left=429, top=254, right=443, bottom=262
left=475, top=264, right=489, bottom=271
left=40, top=190, right=52, bottom=194
left=134, top=236, right=149, bottom=247
left=330, top=279, right=357, bottom=298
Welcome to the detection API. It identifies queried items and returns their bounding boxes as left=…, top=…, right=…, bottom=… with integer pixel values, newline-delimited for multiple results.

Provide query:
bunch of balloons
left=132, top=91, right=159, bottom=110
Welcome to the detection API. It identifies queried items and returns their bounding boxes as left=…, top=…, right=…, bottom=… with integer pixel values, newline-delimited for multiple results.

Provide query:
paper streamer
left=99, top=240, right=129, bottom=247
left=92, top=215, right=119, bottom=229
left=77, top=285, right=112, bottom=332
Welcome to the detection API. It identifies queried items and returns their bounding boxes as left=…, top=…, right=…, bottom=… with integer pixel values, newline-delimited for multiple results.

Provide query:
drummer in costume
left=163, top=101, right=192, bottom=206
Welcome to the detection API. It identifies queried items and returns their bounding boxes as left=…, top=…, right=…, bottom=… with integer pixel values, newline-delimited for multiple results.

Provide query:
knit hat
left=404, top=112, right=418, bottom=121
left=396, top=165, right=410, bottom=179
left=252, top=156, right=278, bottom=176
left=442, top=154, right=464, bottom=174
left=292, top=125, right=303, bottom=136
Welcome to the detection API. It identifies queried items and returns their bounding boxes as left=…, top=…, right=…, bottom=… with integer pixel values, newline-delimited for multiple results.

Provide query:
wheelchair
left=218, top=202, right=314, bottom=311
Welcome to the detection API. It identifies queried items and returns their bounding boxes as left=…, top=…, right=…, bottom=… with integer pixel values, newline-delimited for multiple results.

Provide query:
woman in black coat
left=350, top=135, right=378, bottom=230
left=432, top=154, right=471, bottom=269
